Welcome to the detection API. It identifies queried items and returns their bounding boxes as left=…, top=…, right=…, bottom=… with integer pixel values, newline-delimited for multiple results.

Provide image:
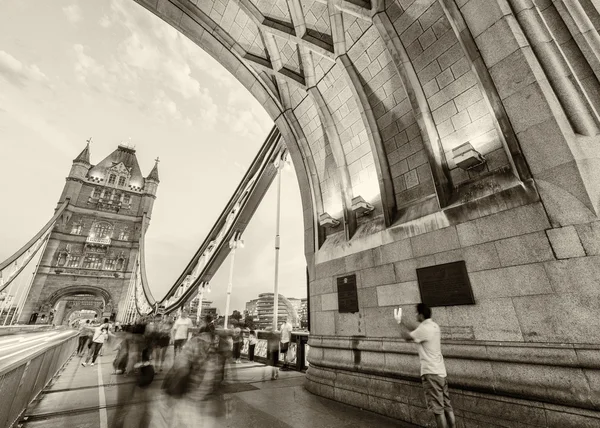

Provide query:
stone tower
left=19, top=142, right=159, bottom=325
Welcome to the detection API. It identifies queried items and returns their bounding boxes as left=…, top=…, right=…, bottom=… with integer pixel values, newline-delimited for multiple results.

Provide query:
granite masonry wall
left=134, top=0, right=600, bottom=425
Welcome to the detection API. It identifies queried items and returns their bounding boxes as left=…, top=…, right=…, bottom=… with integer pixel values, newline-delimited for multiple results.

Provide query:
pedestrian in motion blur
left=76, top=320, right=92, bottom=356
left=172, top=311, right=193, bottom=357
left=394, top=304, right=456, bottom=428
left=82, top=323, right=110, bottom=367
left=154, top=316, right=172, bottom=372
left=248, top=330, right=257, bottom=362
left=279, top=316, right=293, bottom=370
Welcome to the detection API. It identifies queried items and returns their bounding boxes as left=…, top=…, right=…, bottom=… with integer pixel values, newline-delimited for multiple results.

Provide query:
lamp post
left=272, top=150, right=290, bottom=331
left=224, top=233, right=244, bottom=328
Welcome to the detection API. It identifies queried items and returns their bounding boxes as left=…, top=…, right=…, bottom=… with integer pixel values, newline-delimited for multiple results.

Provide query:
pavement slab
left=21, top=347, right=418, bottom=428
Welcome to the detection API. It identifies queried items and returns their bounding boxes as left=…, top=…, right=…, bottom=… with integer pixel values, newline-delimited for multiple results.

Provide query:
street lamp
left=224, top=232, right=244, bottom=328
left=272, top=150, right=291, bottom=331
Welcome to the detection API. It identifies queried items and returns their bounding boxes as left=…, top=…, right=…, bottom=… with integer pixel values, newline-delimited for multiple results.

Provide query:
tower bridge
left=1, top=0, right=600, bottom=427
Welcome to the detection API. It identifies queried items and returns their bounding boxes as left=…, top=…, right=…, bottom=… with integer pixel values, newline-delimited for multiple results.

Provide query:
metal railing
left=239, top=331, right=310, bottom=371
left=0, top=330, right=78, bottom=428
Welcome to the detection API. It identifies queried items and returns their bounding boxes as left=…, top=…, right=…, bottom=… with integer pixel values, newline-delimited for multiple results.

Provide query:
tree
left=244, top=315, right=256, bottom=330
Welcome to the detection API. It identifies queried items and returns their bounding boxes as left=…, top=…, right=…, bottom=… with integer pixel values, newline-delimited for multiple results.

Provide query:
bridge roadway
left=0, top=330, right=75, bottom=372
left=19, top=344, right=418, bottom=428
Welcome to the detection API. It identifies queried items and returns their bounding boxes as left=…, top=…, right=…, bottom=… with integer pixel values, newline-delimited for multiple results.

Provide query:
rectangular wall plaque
left=416, top=261, right=475, bottom=307
left=337, top=274, right=358, bottom=313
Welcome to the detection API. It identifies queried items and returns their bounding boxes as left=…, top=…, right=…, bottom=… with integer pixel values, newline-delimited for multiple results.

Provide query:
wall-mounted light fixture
left=453, top=142, right=486, bottom=170
left=319, top=212, right=340, bottom=228
left=351, top=195, right=375, bottom=216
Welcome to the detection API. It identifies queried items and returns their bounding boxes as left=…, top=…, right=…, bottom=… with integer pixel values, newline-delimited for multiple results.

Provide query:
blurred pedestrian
left=232, top=323, right=242, bottom=364
left=266, top=330, right=280, bottom=380
left=279, top=317, right=293, bottom=370
left=248, top=330, right=257, bottom=362
left=172, top=311, right=193, bottom=357
left=82, top=324, right=109, bottom=366
left=76, top=320, right=92, bottom=356
left=154, top=316, right=172, bottom=371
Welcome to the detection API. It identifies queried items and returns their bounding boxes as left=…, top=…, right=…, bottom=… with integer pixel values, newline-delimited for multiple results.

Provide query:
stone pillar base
left=305, top=365, right=600, bottom=427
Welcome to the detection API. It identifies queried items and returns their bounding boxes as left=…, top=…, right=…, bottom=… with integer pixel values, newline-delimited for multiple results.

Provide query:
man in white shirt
left=172, top=311, right=193, bottom=356
left=279, top=317, right=293, bottom=370
left=394, top=304, right=455, bottom=428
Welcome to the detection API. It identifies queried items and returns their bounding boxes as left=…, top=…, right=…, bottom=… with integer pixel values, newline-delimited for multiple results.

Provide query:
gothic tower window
left=108, top=174, right=116, bottom=185
left=70, top=222, right=82, bottom=235
left=82, top=254, right=102, bottom=269
left=118, top=176, right=126, bottom=187
left=104, top=259, right=117, bottom=270
left=118, top=227, right=129, bottom=241
left=91, top=222, right=112, bottom=239
left=92, top=188, right=101, bottom=199
left=66, top=255, right=80, bottom=267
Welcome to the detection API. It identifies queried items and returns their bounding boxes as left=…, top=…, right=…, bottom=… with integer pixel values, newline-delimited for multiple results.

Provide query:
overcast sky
left=0, top=0, right=307, bottom=314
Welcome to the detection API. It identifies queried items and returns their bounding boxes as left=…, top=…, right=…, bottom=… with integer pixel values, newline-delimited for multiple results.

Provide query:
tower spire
left=147, top=157, right=160, bottom=182
left=73, top=139, right=91, bottom=164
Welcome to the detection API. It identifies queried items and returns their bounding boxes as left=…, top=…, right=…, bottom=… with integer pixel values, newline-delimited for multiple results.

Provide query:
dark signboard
left=337, top=274, right=358, bottom=313
left=416, top=261, right=475, bottom=307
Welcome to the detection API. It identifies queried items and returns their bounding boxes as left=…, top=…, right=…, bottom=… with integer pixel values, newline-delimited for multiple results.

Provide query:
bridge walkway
left=20, top=346, right=417, bottom=428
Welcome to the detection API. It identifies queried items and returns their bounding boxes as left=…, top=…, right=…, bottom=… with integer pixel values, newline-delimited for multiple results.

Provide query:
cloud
left=63, top=4, right=82, bottom=24
left=0, top=50, right=48, bottom=87
left=99, top=15, right=112, bottom=28
left=73, top=44, right=107, bottom=85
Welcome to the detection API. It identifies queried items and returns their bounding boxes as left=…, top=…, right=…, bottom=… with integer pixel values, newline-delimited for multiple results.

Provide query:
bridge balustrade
left=0, top=330, right=78, bottom=428
left=238, top=331, right=309, bottom=371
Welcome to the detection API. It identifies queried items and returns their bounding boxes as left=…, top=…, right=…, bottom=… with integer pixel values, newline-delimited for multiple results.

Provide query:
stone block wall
left=136, top=0, right=600, bottom=425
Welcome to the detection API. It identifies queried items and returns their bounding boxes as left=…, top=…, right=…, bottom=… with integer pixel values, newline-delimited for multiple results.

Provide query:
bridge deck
left=20, top=347, right=417, bottom=428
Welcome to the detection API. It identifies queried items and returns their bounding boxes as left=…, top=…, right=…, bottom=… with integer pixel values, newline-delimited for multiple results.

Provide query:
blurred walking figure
left=113, top=319, right=154, bottom=428
left=172, top=311, right=193, bottom=357
left=232, top=323, right=242, bottom=364
left=161, top=332, right=219, bottom=428
left=76, top=320, right=92, bottom=356
left=82, top=324, right=109, bottom=366
left=248, top=330, right=257, bottom=362
left=154, top=316, right=172, bottom=371
left=216, top=327, right=234, bottom=383
left=266, top=330, right=280, bottom=380
left=279, top=317, right=293, bottom=370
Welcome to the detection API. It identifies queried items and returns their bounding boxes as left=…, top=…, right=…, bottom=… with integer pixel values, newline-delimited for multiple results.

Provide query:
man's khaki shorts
left=421, top=374, right=452, bottom=415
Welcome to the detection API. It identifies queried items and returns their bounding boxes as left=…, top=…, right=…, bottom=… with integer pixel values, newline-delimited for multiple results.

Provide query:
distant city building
left=299, top=298, right=308, bottom=329
left=244, top=298, right=258, bottom=319
left=254, top=293, right=303, bottom=329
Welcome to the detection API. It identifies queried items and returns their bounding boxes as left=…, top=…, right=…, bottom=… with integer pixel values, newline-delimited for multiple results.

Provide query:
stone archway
left=105, top=1, right=600, bottom=424
left=63, top=306, right=103, bottom=326
left=40, top=285, right=114, bottom=325
left=45, top=285, right=113, bottom=308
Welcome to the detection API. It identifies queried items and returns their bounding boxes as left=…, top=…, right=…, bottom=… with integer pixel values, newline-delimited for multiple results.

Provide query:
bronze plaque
left=416, top=261, right=475, bottom=307
left=337, top=274, right=358, bottom=313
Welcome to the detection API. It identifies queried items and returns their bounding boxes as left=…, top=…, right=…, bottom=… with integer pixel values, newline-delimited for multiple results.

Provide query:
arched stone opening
left=81, top=1, right=600, bottom=425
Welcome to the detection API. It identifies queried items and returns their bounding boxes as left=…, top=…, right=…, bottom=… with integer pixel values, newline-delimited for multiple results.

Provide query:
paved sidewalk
left=21, top=346, right=418, bottom=427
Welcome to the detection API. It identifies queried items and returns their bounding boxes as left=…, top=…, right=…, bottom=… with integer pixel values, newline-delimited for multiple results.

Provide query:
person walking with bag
left=394, top=304, right=456, bottom=428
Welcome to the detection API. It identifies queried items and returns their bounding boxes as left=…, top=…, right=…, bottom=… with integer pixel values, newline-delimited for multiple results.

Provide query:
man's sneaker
left=81, top=362, right=86, bottom=367
left=91, top=363, right=95, bottom=366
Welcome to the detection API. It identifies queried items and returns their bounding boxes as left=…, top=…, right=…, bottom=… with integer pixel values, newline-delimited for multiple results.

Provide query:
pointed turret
left=146, top=158, right=160, bottom=183
left=73, top=141, right=91, bottom=164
